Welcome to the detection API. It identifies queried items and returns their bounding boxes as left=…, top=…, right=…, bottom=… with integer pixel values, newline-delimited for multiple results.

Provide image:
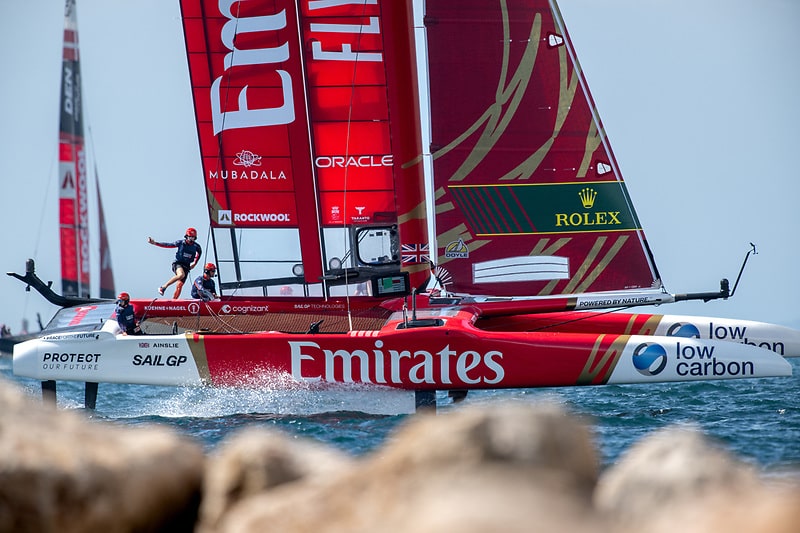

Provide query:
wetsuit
left=191, top=275, right=217, bottom=301
left=116, top=303, right=140, bottom=334
left=152, top=240, right=202, bottom=280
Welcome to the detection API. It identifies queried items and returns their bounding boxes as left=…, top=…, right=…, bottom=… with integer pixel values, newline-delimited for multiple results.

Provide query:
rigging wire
left=520, top=305, right=640, bottom=333
left=200, top=0, right=244, bottom=299
left=340, top=1, right=375, bottom=331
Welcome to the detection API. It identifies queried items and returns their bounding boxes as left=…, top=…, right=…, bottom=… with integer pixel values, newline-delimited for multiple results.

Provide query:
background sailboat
left=58, top=0, right=115, bottom=301
left=1, top=0, right=114, bottom=353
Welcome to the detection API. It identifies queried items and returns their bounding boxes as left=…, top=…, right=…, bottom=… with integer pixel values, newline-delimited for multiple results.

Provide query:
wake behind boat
left=9, top=0, right=798, bottom=409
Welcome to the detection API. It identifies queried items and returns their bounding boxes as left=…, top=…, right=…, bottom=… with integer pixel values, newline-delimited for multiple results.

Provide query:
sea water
left=2, top=357, right=799, bottom=474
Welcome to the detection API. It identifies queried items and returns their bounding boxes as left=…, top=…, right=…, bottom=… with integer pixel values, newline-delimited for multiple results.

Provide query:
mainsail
left=58, top=0, right=90, bottom=298
left=179, top=0, right=428, bottom=296
left=58, top=0, right=114, bottom=301
left=425, top=0, right=660, bottom=298
left=97, top=177, right=115, bottom=299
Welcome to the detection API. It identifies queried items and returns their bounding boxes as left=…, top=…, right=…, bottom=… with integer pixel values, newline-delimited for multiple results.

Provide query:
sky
left=0, top=0, right=798, bottom=335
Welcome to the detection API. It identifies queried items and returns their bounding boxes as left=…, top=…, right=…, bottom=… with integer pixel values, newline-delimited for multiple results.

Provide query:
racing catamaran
left=9, top=0, right=799, bottom=409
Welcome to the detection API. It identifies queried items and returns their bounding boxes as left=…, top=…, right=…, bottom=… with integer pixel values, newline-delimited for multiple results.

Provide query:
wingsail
left=58, top=0, right=90, bottom=298
left=179, top=0, right=429, bottom=296
left=97, top=177, right=115, bottom=299
left=425, top=0, right=660, bottom=298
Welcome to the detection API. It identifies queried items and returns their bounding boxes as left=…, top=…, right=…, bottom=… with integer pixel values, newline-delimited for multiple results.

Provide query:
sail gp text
left=674, top=342, right=754, bottom=377
left=289, top=340, right=504, bottom=385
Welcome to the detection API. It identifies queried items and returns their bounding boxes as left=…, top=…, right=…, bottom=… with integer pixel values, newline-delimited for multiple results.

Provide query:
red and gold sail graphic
left=58, top=0, right=90, bottom=298
left=426, top=0, right=660, bottom=297
left=179, top=1, right=427, bottom=289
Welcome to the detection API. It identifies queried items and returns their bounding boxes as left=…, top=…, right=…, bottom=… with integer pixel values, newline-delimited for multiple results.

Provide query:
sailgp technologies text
left=42, top=352, right=101, bottom=371
left=289, top=340, right=504, bottom=385
left=675, top=342, right=754, bottom=377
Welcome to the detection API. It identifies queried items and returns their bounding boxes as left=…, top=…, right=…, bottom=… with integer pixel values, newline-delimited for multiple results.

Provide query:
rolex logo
left=578, top=188, right=597, bottom=209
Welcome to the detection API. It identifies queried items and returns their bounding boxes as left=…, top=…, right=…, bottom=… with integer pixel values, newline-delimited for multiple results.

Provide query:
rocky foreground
left=0, top=378, right=798, bottom=533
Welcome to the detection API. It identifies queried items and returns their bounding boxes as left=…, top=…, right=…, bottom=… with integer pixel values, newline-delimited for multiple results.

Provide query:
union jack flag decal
left=401, top=243, right=429, bottom=264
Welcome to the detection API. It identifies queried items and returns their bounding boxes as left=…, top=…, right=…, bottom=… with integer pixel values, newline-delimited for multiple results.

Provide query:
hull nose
left=13, top=338, right=42, bottom=379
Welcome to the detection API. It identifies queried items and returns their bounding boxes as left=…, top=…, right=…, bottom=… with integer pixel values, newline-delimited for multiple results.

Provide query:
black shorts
left=172, top=262, right=191, bottom=281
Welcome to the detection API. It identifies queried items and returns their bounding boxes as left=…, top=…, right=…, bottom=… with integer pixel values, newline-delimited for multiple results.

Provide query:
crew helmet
left=204, top=262, right=217, bottom=275
left=117, top=292, right=130, bottom=303
left=185, top=227, right=198, bottom=239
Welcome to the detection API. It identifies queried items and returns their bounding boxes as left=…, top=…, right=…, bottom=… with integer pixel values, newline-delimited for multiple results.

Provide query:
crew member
left=115, top=292, right=141, bottom=335
left=191, top=262, right=219, bottom=302
left=148, top=227, right=202, bottom=298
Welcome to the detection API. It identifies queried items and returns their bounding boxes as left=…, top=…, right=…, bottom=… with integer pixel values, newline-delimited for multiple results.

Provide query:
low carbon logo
left=632, top=342, right=668, bottom=376
left=666, top=322, right=701, bottom=338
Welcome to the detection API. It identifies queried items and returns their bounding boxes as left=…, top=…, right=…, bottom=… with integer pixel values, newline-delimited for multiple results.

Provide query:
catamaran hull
left=13, top=316, right=791, bottom=390
left=477, top=311, right=800, bottom=358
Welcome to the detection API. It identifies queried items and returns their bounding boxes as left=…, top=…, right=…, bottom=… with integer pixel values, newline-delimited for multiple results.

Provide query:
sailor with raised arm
left=148, top=227, right=202, bottom=298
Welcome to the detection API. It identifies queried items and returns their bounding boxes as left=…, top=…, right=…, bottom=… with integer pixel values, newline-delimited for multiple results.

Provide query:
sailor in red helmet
left=115, top=292, right=141, bottom=335
left=148, top=227, right=202, bottom=298
left=192, top=262, right=219, bottom=301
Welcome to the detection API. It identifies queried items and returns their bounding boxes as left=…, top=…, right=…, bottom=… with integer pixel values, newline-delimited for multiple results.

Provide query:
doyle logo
left=632, top=342, right=668, bottom=376
left=666, top=322, right=701, bottom=338
left=444, top=239, right=469, bottom=259
left=233, top=150, right=262, bottom=167
left=578, top=187, right=597, bottom=209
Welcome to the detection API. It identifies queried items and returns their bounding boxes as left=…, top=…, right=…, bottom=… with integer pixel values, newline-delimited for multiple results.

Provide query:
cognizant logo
left=632, top=342, right=668, bottom=376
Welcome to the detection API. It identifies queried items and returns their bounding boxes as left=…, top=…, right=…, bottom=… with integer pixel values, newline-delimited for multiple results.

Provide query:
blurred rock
left=595, top=424, right=800, bottom=532
left=198, top=427, right=354, bottom=532
left=0, top=378, right=204, bottom=533
left=213, top=402, right=607, bottom=533
left=2, top=375, right=798, bottom=533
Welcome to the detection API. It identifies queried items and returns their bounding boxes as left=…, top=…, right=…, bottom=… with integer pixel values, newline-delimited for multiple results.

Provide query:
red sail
left=425, top=0, right=660, bottom=297
left=58, top=0, right=90, bottom=298
left=96, top=177, right=115, bottom=299
left=179, top=1, right=428, bottom=293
